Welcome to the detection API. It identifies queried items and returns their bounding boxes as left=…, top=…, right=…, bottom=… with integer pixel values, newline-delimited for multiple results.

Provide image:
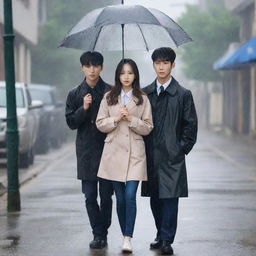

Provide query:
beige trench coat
left=96, top=93, right=153, bottom=182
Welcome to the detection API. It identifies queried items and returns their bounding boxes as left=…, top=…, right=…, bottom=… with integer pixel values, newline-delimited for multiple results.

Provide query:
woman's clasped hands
left=115, top=106, right=132, bottom=123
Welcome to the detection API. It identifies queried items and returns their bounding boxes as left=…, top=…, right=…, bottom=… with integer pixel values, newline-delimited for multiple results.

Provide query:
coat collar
left=118, top=93, right=138, bottom=110
left=79, top=77, right=105, bottom=96
left=145, top=77, right=179, bottom=96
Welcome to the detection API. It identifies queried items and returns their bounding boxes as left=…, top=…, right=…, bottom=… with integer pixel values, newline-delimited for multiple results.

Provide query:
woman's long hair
left=107, top=59, right=144, bottom=106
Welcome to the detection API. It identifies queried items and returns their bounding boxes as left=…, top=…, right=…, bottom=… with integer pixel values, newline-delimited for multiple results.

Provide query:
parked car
left=28, top=84, right=66, bottom=154
left=0, top=81, right=42, bottom=168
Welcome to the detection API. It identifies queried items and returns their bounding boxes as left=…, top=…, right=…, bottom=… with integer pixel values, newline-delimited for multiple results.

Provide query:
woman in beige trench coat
left=96, top=59, right=153, bottom=253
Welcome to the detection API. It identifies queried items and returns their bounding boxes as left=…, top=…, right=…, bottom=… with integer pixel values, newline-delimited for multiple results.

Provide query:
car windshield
left=0, top=87, right=25, bottom=108
left=29, top=89, right=53, bottom=105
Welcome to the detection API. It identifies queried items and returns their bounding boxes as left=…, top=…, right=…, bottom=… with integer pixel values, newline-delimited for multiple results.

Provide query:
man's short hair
left=80, top=51, right=104, bottom=67
left=151, top=47, right=176, bottom=63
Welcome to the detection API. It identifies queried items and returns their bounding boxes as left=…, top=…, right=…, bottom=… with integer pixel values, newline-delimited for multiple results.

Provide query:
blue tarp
left=213, top=37, right=256, bottom=70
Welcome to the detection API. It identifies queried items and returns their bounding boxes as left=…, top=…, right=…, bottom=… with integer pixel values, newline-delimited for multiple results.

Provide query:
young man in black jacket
left=142, top=47, right=198, bottom=255
left=65, top=51, right=113, bottom=249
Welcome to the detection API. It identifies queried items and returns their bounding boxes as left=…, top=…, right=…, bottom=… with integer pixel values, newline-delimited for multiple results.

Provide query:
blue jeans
left=112, top=181, right=139, bottom=237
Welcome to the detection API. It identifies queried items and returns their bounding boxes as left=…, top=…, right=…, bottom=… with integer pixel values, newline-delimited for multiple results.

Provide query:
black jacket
left=65, top=78, right=111, bottom=180
left=141, top=77, right=198, bottom=198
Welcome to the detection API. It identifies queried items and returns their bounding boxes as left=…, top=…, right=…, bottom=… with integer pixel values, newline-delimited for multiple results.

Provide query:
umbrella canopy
left=59, top=4, right=192, bottom=55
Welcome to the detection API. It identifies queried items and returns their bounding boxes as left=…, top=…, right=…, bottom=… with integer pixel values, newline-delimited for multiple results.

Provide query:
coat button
left=91, top=120, right=94, bottom=124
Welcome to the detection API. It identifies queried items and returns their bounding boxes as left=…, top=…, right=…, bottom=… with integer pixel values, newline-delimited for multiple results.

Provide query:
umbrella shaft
left=122, top=24, right=124, bottom=59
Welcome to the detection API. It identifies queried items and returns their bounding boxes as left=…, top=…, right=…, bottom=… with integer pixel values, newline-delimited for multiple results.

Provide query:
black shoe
left=89, top=236, right=105, bottom=249
left=150, top=237, right=162, bottom=249
left=161, top=240, right=173, bottom=255
left=100, top=237, right=108, bottom=248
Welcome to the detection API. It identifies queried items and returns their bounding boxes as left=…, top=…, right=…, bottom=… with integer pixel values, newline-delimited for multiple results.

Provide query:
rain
left=0, top=0, right=256, bottom=255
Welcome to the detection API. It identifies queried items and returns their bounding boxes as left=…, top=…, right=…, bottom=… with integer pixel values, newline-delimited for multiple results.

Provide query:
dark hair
left=107, top=59, right=144, bottom=106
left=80, top=51, right=104, bottom=67
left=151, top=47, right=176, bottom=63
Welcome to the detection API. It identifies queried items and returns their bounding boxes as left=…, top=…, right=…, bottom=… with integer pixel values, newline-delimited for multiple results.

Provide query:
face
left=119, top=64, right=135, bottom=89
left=82, top=64, right=102, bottom=83
left=153, top=60, right=175, bottom=80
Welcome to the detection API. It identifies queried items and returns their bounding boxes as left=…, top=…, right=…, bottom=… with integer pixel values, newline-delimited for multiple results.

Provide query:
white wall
left=0, top=0, right=40, bottom=83
left=0, top=0, right=38, bottom=44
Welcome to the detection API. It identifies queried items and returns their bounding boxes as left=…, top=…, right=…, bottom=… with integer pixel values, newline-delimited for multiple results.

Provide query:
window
left=29, top=89, right=53, bottom=105
left=0, top=88, right=25, bottom=108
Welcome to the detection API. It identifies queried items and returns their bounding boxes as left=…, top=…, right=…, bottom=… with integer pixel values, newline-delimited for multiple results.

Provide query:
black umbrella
left=59, top=3, right=192, bottom=58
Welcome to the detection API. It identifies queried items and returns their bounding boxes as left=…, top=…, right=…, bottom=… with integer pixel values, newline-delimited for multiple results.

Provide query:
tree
left=178, top=3, right=240, bottom=82
left=31, top=0, right=119, bottom=96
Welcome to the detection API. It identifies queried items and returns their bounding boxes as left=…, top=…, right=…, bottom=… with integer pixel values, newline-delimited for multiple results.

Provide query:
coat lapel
left=126, top=95, right=138, bottom=112
left=165, top=77, right=178, bottom=96
left=118, top=95, right=122, bottom=105
left=118, top=93, right=138, bottom=111
left=143, top=82, right=156, bottom=95
left=79, top=79, right=89, bottom=97
left=80, top=77, right=106, bottom=97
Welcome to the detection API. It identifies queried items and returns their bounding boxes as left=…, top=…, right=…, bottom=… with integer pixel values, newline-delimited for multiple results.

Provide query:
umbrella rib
left=147, top=8, right=192, bottom=46
left=94, top=7, right=106, bottom=27
left=162, top=24, right=192, bottom=47
left=163, top=27, right=179, bottom=47
left=136, top=24, right=149, bottom=51
left=92, top=26, right=103, bottom=50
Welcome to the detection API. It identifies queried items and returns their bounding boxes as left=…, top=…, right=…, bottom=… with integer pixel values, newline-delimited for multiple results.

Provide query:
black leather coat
left=141, top=77, right=198, bottom=198
left=65, top=78, right=111, bottom=180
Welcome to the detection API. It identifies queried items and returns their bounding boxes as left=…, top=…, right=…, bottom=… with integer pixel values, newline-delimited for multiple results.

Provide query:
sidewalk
left=0, top=130, right=256, bottom=256
left=199, top=129, right=256, bottom=171
left=0, top=143, right=73, bottom=196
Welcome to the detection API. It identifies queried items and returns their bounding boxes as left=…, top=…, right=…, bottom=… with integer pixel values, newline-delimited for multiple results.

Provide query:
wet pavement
left=0, top=130, right=256, bottom=256
left=0, top=143, right=73, bottom=196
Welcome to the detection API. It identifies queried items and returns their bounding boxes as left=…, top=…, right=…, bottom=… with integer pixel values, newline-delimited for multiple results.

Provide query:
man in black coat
left=65, top=51, right=113, bottom=249
left=142, top=47, right=198, bottom=255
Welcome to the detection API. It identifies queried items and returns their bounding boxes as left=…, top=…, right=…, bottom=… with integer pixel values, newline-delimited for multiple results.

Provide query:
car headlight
left=18, top=115, right=27, bottom=128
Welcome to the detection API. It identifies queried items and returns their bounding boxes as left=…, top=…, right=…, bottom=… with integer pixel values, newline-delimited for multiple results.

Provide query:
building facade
left=222, top=0, right=256, bottom=136
left=197, top=0, right=256, bottom=136
left=0, top=0, right=46, bottom=84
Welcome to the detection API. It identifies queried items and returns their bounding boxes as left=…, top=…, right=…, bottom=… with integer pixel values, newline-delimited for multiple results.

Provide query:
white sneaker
left=122, top=237, right=132, bottom=253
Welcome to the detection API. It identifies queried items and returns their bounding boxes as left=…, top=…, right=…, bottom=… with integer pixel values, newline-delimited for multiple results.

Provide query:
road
left=0, top=130, right=256, bottom=256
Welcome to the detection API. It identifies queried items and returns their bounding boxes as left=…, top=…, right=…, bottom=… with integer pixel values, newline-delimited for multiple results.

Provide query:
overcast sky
left=124, top=0, right=198, bottom=20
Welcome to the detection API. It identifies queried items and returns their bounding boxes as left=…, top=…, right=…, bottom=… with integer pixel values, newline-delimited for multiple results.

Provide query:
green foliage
left=31, top=0, right=119, bottom=96
left=178, top=4, right=240, bottom=82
